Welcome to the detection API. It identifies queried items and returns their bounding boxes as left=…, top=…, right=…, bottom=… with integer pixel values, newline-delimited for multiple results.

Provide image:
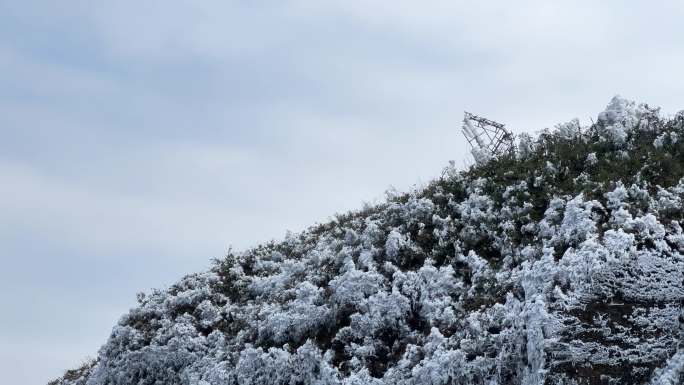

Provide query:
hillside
left=52, top=97, right=684, bottom=385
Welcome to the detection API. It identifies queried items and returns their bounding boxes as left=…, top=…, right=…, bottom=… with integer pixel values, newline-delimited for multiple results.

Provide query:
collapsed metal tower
left=461, top=112, right=514, bottom=157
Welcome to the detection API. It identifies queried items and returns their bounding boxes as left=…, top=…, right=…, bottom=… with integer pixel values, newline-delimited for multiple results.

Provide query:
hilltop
left=52, top=97, right=684, bottom=385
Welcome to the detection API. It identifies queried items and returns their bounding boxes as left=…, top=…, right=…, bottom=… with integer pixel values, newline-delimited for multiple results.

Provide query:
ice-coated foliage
left=52, top=97, right=684, bottom=385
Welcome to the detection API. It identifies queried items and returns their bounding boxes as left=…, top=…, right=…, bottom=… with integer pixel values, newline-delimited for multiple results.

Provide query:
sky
left=2, top=1, right=684, bottom=384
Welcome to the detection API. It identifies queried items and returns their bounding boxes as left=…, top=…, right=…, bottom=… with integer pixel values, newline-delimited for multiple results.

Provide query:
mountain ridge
left=52, top=97, right=684, bottom=385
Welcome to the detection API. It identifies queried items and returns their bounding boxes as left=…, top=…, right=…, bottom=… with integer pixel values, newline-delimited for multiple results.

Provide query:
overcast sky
left=2, top=1, right=684, bottom=384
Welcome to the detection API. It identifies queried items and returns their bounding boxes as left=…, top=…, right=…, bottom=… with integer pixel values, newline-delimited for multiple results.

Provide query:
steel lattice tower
left=461, top=112, right=513, bottom=157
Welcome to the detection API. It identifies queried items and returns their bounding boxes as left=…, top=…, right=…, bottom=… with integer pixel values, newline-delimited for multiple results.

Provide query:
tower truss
left=461, top=112, right=513, bottom=157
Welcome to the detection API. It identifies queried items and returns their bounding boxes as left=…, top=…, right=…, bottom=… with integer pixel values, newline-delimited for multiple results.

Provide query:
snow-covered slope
left=52, top=97, right=684, bottom=385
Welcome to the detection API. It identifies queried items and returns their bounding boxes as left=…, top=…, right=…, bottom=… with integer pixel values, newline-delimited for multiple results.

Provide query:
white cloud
left=2, top=1, right=684, bottom=384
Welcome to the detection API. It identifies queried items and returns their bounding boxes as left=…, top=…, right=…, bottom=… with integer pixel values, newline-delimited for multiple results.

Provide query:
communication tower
left=461, top=112, right=513, bottom=157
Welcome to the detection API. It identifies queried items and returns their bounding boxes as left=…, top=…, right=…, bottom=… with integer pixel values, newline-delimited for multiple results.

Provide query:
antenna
left=461, top=112, right=513, bottom=157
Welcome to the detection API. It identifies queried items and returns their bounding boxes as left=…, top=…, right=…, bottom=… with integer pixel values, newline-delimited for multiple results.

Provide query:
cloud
left=2, top=1, right=684, bottom=384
